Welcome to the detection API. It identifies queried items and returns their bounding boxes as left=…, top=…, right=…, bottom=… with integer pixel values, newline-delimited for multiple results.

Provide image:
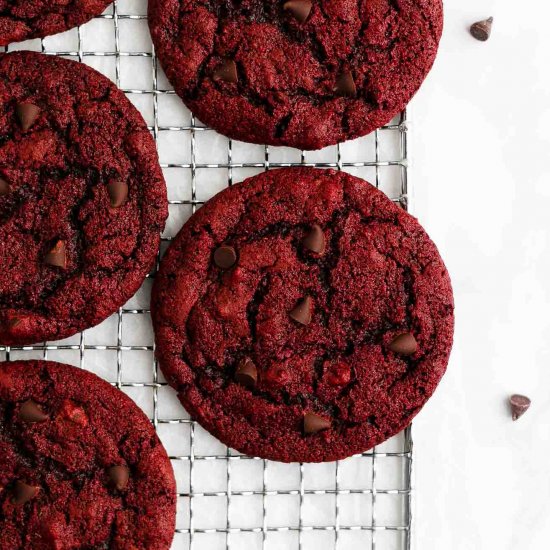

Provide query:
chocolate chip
left=510, top=394, right=531, bottom=421
left=107, top=180, right=128, bottom=208
left=0, top=177, right=9, bottom=196
left=44, top=240, right=67, bottom=269
left=12, top=481, right=40, bottom=505
left=388, top=333, right=417, bottom=356
left=235, top=357, right=258, bottom=388
left=303, top=412, right=331, bottom=435
left=16, top=102, right=41, bottom=132
left=283, top=0, right=312, bottom=23
left=470, top=17, right=493, bottom=41
left=289, top=296, right=312, bottom=326
left=214, top=245, right=237, bottom=269
left=107, top=465, right=130, bottom=491
left=19, top=400, right=48, bottom=423
left=334, top=71, right=357, bottom=98
left=303, top=224, right=326, bottom=254
left=213, top=59, right=238, bottom=84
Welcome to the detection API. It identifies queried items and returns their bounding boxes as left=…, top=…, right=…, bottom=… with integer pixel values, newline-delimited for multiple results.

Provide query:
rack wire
left=1, top=1, right=413, bottom=548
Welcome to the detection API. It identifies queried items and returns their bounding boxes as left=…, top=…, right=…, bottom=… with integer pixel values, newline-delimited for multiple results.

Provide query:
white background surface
left=411, top=1, right=550, bottom=548
left=4, top=1, right=548, bottom=548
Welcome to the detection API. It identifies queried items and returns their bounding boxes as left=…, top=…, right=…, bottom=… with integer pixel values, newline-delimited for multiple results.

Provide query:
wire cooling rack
left=1, top=1, right=413, bottom=549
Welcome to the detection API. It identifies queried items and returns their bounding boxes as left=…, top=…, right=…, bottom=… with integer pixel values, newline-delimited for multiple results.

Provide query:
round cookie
left=152, top=168, right=454, bottom=463
left=0, top=0, right=112, bottom=45
left=148, top=0, right=443, bottom=150
left=0, top=360, right=176, bottom=549
left=0, top=51, right=167, bottom=345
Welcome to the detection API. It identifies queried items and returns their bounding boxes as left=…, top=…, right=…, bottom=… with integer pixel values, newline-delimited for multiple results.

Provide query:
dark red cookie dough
left=0, top=51, right=167, bottom=345
left=0, top=0, right=112, bottom=45
left=152, top=168, right=454, bottom=463
left=0, top=360, right=176, bottom=549
left=148, top=0, right=443, bottom=150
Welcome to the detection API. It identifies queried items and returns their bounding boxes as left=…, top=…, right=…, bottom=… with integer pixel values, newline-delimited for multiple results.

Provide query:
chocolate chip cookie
left=152, top=168, right=454, bottom=463
left=0, top=360, right=176, bottom=549
left=0, top=0, right=112, bottom=45
left=148, top=0, right=443, bottom=150
left=0, top=51, right=167, bottom=345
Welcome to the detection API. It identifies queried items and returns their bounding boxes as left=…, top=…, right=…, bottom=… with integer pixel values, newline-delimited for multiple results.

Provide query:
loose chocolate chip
left=510, top=394, right=531, bottom=421
left=283, top=0, right=312, bottom=23
left=289, top=296, right=312, bottom=326
left=334, top=71, right=357, bottom=98
left=12, top=481, right=40, bottom=505
left=303, top=412, right=331, bottom=435
left=214, top=245, right=237, bottom=269
left=0, top=177, right=9, bottom=196
left=44, top=240, right=67, bottom=269
left=16, top=102, right=41, bottom=132
left=303, top=224, right=325, bottom=254
left=19, top=400, right=48, bottom=423
left=235, top=357, right=258, bottom=388
left=107, top=180, right=129, bottom=208
left=107, top=465, right=130, bottom=491
left=388, top=333, right=417, bottom=356
left=470, top=17, right=493, bottom=41
left=213, top=59, right=238, bottom=84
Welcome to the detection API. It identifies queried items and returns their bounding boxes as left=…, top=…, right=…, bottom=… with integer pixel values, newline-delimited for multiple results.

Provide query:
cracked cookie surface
left=0, top=0, right=111, bottom=45
left=152, top=168, right=454, bottom=462
left=0, top=360, right=176, bottom=549
left=148, top=0, right=443, bottom=150
left=0, top=51, right=167, bottom=345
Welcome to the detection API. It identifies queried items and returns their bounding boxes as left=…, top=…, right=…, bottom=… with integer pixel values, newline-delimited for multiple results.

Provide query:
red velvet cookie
left=0, top=0, right=112, bottom=45
left=0, top=51, right=167, bottom=345
left=0, top=360, right=176, bottom=549
left=152, top=168, right=454, bottom=463
left=148, top=0, right=443, bottom=150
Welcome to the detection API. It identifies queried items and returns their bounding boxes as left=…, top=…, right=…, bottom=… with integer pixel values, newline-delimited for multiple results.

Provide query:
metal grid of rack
left=1, top=1, right=413, bottom=548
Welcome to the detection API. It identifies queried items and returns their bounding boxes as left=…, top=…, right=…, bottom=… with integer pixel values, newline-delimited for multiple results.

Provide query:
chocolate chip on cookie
left=19, top=400, right=48, bottom=423
left=303, top=224, right=326, bottom=254
left=388, top=333, right=417, bottom=356
left=235, top=357, right=258, bottom=388
left=214, top=245, right=237, bottom=269
left=303, top=412, right=331, bottom=435
left=16, top=103, right=40, bottom=132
